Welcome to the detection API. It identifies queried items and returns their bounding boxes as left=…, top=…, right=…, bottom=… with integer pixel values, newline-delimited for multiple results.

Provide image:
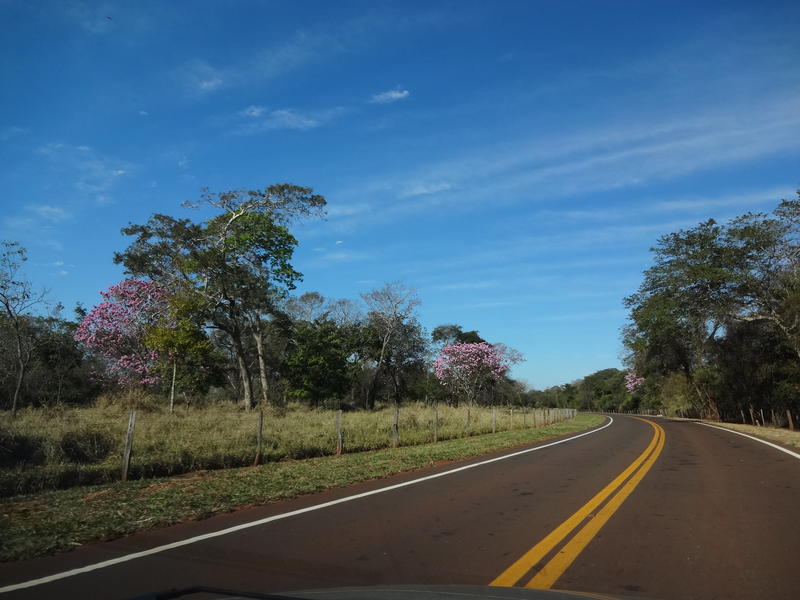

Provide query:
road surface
left=1, top=415, right=799, bottom=599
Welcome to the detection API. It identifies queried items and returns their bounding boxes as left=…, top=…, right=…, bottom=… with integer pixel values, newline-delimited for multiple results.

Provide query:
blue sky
left=2, top=1, right=799, bottom=389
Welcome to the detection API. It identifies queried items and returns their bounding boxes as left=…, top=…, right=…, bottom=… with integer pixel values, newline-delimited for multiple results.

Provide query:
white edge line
left=698, top=422, right=800, bottom=460
left=0, top=416, right=613, bottom=594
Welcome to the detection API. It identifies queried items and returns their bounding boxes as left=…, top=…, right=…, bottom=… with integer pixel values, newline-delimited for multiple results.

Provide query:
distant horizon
left=2, top=0, right=799, bottom=388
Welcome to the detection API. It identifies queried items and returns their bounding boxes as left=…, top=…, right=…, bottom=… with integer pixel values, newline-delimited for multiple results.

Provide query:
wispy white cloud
left=0, top=126, right=27, bottom=141
left=241, top=105, right=267, bottom=118
left=651, top=186, right=796, bottom=212
left=322, top=92, right=800, bottom=233
left=181, top=60, right=225, bottom=94
left=35, top=142, right=132, bottom=204
left=400, top=181, right=452, bottom=198
left=431, top=281, right=498, bottom=291
left=526, top=309, right=628, bottom=322
left=370, top=89, right=410, bottom=104
left=234, top=107, right=347, bottom=134
left=325, top=203, right=372, bottom=218
left=310, top=250, right=369, bottom=264
left=27, top=205, right=70, bottom=223
left=179, top=26, right=353, bottom=95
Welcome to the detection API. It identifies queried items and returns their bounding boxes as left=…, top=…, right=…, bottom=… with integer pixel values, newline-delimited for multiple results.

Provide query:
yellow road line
left=490, top=418, right=664, bottom=588
left=526, top=420, right=665, bottom=588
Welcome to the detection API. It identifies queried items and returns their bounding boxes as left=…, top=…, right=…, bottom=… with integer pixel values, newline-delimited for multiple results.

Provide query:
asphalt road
left=1, top=415, right=799, bottom=600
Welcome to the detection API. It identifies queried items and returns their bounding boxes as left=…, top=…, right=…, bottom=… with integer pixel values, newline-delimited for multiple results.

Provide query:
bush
left=0, top=431, right=47, bottom=468
left=60, top=429, right=116, bottom=464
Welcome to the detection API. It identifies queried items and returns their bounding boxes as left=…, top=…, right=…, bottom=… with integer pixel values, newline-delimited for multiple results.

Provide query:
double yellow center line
left=491, top=418, right=665, bottom=589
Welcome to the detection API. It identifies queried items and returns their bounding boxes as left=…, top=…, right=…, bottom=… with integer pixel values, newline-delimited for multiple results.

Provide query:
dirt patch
left=1, top=498, right=46, bottom=515
left=83, top=488, right=113, bottom=502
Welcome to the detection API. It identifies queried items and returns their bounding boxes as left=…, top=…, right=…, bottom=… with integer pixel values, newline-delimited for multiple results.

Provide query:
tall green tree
left=624, top=191, right=800, bottom=418
left=114, top=185, right=325, bottom=409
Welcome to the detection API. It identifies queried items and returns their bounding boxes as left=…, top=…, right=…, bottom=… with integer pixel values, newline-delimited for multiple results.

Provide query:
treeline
left=1, top=186, right=535, bottom=413
left=623, top=190, right=800, bottom=424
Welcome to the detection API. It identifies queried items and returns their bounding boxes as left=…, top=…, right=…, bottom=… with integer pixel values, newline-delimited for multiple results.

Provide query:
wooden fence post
left=510, top=408, right=514, bottom=430
left=121, top=409, right=136, bottom=482
left=391, top=405, right=399, bottom=448
left=253, top=408, right=264, bottom=466
left=433, top=404, right=439, bottom=443
left=336, top=409, right=343, bottom=455
left=492, top=406, right=496, bottom=434
left=464, top=405, right=471, bottom=437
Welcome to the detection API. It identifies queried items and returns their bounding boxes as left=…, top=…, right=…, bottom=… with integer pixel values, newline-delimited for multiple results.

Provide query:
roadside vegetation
left=0, top=413, right=603, bottom=561
left=543, top=189, right=800, bottom=432
left=0, top=402, right=575, bottom=497
left=697, top=420, right=800, bottom=450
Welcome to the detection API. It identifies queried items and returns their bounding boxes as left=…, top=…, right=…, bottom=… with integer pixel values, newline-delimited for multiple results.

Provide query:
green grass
left=0, top=403, right=575, bottom=496
left=0, top=413, right=603, bottom=562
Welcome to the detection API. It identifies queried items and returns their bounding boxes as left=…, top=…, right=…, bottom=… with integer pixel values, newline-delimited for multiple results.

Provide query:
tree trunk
left=237, top=354, right=254, bottom=410
left=169, top=358, right=177, bottom=414
left=231, top=333, right=253, bottom=410
left=10, top=327, right=26, bottom=416
left=253, top=327, right=270, bottom=406
left=11, top=358, right=24, bottom=417
left=367, top=331, right=392, bottom=410
left=366, top=365, right=381, bottom=410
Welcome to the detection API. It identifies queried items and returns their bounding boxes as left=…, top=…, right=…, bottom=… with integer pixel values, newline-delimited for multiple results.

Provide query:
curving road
left=1, top=416, right=799, bottom=599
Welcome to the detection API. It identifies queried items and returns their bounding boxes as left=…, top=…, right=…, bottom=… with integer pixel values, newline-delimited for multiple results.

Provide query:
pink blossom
left=434, top=342, right=523, bottom=402
left=624, top=372, right=645, bottom=392
left=75, top=279, right=173, bottom=387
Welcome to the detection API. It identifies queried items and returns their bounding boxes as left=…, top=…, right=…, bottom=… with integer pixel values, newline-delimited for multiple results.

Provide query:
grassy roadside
left=698, top=420, right=800, bottom=450
left=0, top=414, right=603, bottom=562
left=1, top=404, right=573, bottom=497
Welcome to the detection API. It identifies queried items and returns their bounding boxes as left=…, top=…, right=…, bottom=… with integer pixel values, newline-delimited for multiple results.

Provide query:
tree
left=75, top=279, right=172, bottom=389
left=0, top=242, right=48, bottom=415
left=145, top=293, right=223, bottom=412
left=284, top=319, right=351, bottom=406
left=380, top=317, right=428, bottom=405
left=360, top=282, right=420, bottom=409
left=623, top=190, right=800, bottom=418
left=433, top=342, right=521, bottom=405
left=623, top=219, right=739, bottom=417
left=114, top=185, right=325, bottom=409
left=431, top=324, right=485, bottom=345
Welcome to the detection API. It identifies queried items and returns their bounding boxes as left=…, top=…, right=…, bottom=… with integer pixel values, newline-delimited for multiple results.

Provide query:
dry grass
left=0, top=402, right=574, bottom=496
left=699, top=420, right=800, bottom=450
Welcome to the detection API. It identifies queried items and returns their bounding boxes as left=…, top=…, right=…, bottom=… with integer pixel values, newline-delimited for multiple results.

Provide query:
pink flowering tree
left=74, top=279, right=173, bottom=388
left=433, top=342, right=523, bottom=404
left=624, top=371, right=645, bottom=393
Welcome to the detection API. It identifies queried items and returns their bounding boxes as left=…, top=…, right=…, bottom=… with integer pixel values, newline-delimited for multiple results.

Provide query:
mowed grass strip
left=0, top=414, right=603, bottom=562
